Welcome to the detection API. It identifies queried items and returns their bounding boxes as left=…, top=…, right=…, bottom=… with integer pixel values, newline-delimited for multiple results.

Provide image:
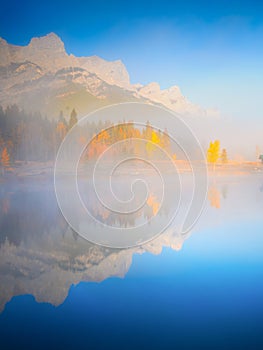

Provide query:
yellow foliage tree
left=207, top=140, right=220, bottom=169
left=146, top=130, right=161, bottom=157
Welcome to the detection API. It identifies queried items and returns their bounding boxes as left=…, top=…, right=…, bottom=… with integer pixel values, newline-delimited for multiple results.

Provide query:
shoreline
left=0, top=160, right=262, bottom=183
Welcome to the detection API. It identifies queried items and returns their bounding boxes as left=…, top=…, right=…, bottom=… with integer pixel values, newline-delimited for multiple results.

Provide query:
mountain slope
left=0, top=33, right=212, bottom=118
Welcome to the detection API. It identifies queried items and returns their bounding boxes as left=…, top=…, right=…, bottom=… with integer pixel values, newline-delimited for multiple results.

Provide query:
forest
left=0, top=105, right=175, bottom=168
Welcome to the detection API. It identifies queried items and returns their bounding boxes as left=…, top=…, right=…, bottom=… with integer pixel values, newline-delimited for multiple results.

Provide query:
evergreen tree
left=69, top=108, right=78, bottom=129
left=221, top=149, right=228, bottom=164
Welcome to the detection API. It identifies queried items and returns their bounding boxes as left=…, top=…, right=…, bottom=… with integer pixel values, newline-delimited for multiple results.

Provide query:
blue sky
left=1, top=0, right=263, bottom=120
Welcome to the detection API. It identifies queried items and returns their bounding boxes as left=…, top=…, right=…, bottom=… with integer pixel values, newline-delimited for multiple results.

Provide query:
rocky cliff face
left=0, top=33, right=130, bottom=86
left=0, top=33, right=210, bottom=117
left=135, top=82, right=205, bottom=116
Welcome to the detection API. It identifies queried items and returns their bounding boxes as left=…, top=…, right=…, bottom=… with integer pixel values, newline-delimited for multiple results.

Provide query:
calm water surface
left=0, top=174, right=263, bottom=349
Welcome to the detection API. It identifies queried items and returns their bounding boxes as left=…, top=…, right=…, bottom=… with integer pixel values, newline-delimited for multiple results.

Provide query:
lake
left=0, top=172, right=263, bottom=349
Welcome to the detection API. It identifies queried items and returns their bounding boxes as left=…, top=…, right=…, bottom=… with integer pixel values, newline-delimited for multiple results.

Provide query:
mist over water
left=183, top=115, right=263, bottom=161
left=0, top=171, right=262, bottom=350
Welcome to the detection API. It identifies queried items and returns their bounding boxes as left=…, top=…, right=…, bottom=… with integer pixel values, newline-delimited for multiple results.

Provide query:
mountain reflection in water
left=0, top=177, right=188, bottom=312
left=0, top=174, right=262, bottom=313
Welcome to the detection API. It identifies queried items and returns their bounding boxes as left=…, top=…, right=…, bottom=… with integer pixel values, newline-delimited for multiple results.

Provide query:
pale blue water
left=0, top=174, right=262, bottom=349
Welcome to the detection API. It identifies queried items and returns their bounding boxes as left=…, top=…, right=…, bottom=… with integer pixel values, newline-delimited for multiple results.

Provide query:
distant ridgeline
left=0, top=105, right=180, bottom=165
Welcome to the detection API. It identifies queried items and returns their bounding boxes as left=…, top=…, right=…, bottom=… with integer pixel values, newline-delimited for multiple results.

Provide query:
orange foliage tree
left=84, top=121, right=176, bottom=160
left=1, top=147, right=10, bottom=174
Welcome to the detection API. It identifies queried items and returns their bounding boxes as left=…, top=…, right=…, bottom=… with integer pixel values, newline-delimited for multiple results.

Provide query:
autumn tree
left=207, top=140, right=220, bottom=170
left=146, top=130, right=161, bottom=157
left=1, top=147, right=10, bottom=174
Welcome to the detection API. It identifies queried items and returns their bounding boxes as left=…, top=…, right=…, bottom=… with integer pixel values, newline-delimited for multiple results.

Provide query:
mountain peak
left=28, top=32, right=65, bottom=52
left=138, top=82, right=161, bottom=95
left=0, top=32, right=208, bottom=117
left=0, top=37, right=8, bottom=46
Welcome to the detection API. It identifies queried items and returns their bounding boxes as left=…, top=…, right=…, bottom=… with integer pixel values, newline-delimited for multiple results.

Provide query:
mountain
left=0, top=32, right=213, bottom=117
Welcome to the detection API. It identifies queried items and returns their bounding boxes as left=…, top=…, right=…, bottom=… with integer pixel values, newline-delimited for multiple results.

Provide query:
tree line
left=0, top=105, right=79, bottom=173
left=207, top=140, right=228, bottom=168
left=1, top=104, right=242, bottom=174
left=0, top=105, right=176, bottom=171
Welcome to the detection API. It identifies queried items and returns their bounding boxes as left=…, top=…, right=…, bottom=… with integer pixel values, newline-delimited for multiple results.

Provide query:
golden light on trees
left=1, top=147, right=10, bottom=171
left=83, top=121, right=175, bottom=160
left=146, top=130, right=161, bottom=157
left=207, top=140, right=220, bottom=164
left=97, top=129, right=110, bottom=144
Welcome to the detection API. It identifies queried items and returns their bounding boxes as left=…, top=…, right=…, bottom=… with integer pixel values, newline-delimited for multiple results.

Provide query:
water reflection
left=0, top=173, right=262, bottom=313
left=207, top=182, right=229, bottom=209
left=208, top=186, right=221, bottom=209
left=0, top=180, right=189, bottom=312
